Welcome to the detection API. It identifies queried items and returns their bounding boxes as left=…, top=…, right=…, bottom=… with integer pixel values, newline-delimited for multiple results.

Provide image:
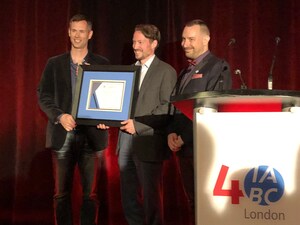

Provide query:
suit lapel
left=139, top=56, right=159, bottom=94
left=180, top=53, right=213, bottom=92
left=134, top=56, right=159, bottom=115
left=61, top=53, right=72, bottom=96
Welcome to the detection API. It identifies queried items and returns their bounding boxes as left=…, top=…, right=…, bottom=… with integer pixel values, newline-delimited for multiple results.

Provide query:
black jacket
left=37, top=52, right=109, bottom=150
left=169, top=52, right=232, bottom=157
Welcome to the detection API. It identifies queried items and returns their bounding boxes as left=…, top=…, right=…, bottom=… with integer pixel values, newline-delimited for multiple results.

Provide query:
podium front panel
left=194, top=111, right=300, bottom=225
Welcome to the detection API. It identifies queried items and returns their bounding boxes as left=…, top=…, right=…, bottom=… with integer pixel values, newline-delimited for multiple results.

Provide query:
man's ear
left=152, top=39, right=158, bottom=49
left=203, top=35, right=210, bottom=46
left=88, top=30, right=93, bottom=40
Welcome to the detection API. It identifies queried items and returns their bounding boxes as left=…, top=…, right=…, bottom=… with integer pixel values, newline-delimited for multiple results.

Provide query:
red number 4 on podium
left=213, top=165, right=244, bottom=204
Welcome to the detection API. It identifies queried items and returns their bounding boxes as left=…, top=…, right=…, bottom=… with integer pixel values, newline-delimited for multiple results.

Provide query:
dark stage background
left=1, top=0, right=299, bottom=224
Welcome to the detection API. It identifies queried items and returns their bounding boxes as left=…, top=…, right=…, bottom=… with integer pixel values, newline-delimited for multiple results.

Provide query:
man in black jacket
left=37, top=14, right=108, bottom=225
left=167, top=19, right=232, bottom=224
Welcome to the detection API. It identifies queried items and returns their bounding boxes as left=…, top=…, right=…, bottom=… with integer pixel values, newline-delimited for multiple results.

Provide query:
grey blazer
left=119, top=56, right=177, bottom=161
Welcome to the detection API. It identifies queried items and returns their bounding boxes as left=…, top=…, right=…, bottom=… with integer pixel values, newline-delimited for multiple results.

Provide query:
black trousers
left=51, top=131, right=103, bottom=225
left=177, top=155, right=195, bottom=224
left=118, top=132, right=163, bottom=225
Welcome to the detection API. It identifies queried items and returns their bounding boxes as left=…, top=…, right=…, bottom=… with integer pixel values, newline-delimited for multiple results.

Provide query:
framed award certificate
left=71, top=64, right=140, bottom=127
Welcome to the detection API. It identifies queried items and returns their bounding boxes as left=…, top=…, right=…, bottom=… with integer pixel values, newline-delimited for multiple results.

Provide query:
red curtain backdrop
left=0, top=0, right=299, bottom=224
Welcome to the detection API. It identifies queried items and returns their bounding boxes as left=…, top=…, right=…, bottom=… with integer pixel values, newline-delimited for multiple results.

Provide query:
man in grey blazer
left=37, top=14, right=108, bottom=225
left=167, top=19, right=232, bottom=224
left=116, top=24, right=177, bottom=225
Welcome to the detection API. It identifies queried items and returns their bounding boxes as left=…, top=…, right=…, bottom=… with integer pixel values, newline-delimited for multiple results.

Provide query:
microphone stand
left=268, top=37, right=280, bottom=90
left=234, top=69, right=247, bottom=89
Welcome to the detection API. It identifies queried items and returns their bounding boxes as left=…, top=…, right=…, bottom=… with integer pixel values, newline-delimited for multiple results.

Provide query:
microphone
left=234, top=69, right=247, bottom=89
left=228, top=38, right=236, bottom=47
left=268, top=37, right=280, bottom=90
left=218, top=62, right=229, bottom=90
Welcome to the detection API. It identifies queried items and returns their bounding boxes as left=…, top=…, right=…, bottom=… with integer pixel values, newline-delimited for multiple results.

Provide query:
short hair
left=134, top=24, right=161, bottom=44
left=185, top=19, right=210, bottom=36
left=69, top=14, right=92, bottom=30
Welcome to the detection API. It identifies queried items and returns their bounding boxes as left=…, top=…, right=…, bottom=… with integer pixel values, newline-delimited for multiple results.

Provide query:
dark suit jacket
left=37, top=52, right=109, bottom=150
left=118, top=56, right=177, bottom=162
left=169, top=52, right=232, bottom=157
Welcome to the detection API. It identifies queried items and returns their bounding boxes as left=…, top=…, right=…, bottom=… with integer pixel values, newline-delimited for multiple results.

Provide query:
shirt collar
left=192, top=50, right=210, bottom=65
left=70, top=52, right=89, bottom=65
left=135, top=54, right=155, bottom=68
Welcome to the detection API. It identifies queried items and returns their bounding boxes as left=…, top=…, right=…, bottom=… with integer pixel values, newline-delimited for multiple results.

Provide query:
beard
left=134, top=50, right=143, bottom=60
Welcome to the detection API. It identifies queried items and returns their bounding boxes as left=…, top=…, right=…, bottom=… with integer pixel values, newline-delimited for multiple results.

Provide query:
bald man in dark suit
left=168, top=19, right=232, bottom=224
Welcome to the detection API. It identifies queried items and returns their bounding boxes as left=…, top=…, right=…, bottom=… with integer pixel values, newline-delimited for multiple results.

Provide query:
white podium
left=172, top=89, right=300, bottom=225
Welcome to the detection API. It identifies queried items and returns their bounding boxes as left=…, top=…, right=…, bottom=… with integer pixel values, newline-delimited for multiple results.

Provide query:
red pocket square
left=192, top=73, right=203, bottom=79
